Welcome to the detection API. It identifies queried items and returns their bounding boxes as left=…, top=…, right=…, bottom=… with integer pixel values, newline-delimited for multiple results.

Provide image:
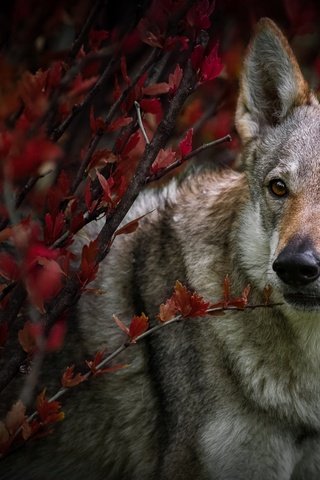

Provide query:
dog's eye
left=268, top=179, right=288, bottom=198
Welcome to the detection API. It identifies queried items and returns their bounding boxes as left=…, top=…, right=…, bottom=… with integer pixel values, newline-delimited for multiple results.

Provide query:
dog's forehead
left=260, top=106, right=320, bottom=176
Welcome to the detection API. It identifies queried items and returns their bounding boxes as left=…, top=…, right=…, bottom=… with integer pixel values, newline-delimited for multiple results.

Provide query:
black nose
left=273, top=246, right=320, bottom=286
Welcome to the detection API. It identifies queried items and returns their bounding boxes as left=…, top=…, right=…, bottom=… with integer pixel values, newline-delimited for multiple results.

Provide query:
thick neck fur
left=173, top=169, right=320, bottom=430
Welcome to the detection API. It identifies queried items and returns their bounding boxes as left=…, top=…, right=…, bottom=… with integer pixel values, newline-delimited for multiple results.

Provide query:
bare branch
left=67, top=0, right=108, bottom=63
left=70, top=48, right=158, bottom=195
left=0, top=284, right=27, bottom=392
left=146, top=134, right=232, bottom=183
left=6, top=298, right=281, bottom=452
left=185, top=134, right=232, bottom=159
left=134, top=101, right=150, bottom=144
left=96, top=60, right=196, bottom=262
left=50, top=57, right=116, bottom=142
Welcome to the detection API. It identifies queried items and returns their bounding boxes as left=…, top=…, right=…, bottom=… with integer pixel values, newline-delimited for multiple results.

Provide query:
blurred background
left=1, top=0, right=320, bottom=171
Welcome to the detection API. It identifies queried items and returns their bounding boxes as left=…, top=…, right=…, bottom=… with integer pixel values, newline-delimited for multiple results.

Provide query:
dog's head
left=236, top=18, right=320, bottom=311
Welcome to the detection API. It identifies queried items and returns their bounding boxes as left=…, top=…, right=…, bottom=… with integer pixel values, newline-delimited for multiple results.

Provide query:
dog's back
left=3, top=17, right=320, bottom=480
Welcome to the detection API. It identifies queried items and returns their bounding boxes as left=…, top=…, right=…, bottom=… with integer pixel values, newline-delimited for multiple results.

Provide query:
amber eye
left=268, top=179, right=288, bottom=198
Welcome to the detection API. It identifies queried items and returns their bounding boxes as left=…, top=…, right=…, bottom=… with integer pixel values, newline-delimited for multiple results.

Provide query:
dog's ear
left=235, top=18, right=318, bottom=143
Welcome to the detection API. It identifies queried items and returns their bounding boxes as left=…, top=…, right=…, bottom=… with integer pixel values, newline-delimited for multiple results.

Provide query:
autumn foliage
left=0, top=274, right=265, bottom=455
left=1, top=0, right=320, bottom=461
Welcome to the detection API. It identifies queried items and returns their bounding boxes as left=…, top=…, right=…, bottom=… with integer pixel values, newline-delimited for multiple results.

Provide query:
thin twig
left=0, top=55, right=194, bottom=395
left=70, top=48, right=158, bottom=195
left=70, top=135, right=102, bottom=194
left=0, top=282, right=17, bottom=302
left=96, top=60, right=196, bottom=263
left=134, top=101, right=150, bottom=144
left=67, top=0, right=108, bottom=63
left=185, top=134, right=232, bottom=159
left=18, top=305, right=46, bottom=409
left=50, top=56, right=117, bottom=142
left=9, top=300, right=282, bottom=442
left=15, top=170, right=53, bottom=209
left=146, top=134, right=232, bottom=183
left=0, top=169, right=54, bottom=232
left=0, top=284, right=28, bottom=393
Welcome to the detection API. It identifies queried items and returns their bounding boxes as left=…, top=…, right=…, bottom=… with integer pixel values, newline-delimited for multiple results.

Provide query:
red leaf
left=5, top=400, right=26, bottom=435
left=46, top=170, right=71, bottom=217
left=191, top=44, right=205, bottom=70
left=150, top=147, right=176, bottom=174
left=263, top=284, right=272, bottom=305
left=179, top=128, right=193, bottom=158
left=61, top=365, right=87, bottom=388
left=158, top=297, right=177, bottom=322
left=46, top=319, right=67, bottom=352
left=36, top=390, right=64, bottom=425
left=85, top=350, right=125, bottom=376
left=0, top=131, right=12, bottom=158
left=113, top=314, right=130, bottom=336
left=44, top=212, right=65, bottom=245
left=79, top=240, right=99, bottom=287
left=90, top=106, right=106, bottom=134
left=164, top=35, right=189, bottom=51
left=137, top=18, right=164, bottom=48
left=10, top=219, right=41, bottom=253
left=84, top=179, right=98, bottom=214
left=7, top=137, right=62, bottom=181
left=0, top=226, right=11, bottom=244
left=188, top=291, right=211, bottom=316
left=121, top=131, right=141, bottom=157
left=115, top=211, right=153, bottom=237
left=21, top=420, right=33, bottom=440
left=70, top=212, right=84, bottom=234
left=88, top=149, right=118, bottom=173
left=112, top=74, right=122, bottom=102
left=18, top=70, right=48, bottom=120
left=168, top=64, right=183, bottom=94
left=86, top=350, right=106, bottom=375
left=199, top=43, right=223, bottom=84
left=68, top=75, right=98, bottom=99
left=0, top=253, right=20, bottom=281
left=223, top=274, right=231, bottom=305
left=229, top=285, right=251, bottom=310
left=96, top=170, right=113, bottom=204
left=120, top=56, right=130, bottom=86
left=122, top=72, right=147, bottom=111
left=107, top=116, right=132, bottom=132
left=171, top=281, right=193, bottom=317
left=140, top=98, right=162, bottom=115
left=172, top=281, right=210, bottom=317
left=186, top=0, right=215, bottom=29
left=26, top=258, right=64, bottom=312
left=26, top=244, right=59, bottom=265
left=18, top=321, right=38, bottom=355
left=89, top=29, right=109, bottom=51
left=142, top=82, right=170, bottom=96
left=129, top=313, right=149, bottom=342
left=47, top=61, right=63, bottom=89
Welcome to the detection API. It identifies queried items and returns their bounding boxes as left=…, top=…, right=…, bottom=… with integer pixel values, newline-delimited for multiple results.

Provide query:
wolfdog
left=2, top=17, right=320, bottom=480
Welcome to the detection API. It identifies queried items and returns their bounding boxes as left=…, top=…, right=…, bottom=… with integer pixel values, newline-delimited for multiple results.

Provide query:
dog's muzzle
left=272, top=240, right=320, bottom=308
left=273, top=251, right=320, bottom=287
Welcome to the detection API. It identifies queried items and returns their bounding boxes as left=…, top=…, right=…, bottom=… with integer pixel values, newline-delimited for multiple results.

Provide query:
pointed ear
left=235, top=18, right=318, bottom=143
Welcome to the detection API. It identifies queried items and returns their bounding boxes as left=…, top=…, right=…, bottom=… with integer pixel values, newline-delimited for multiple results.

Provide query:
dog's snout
left=273, top=248, right=320, bottom=286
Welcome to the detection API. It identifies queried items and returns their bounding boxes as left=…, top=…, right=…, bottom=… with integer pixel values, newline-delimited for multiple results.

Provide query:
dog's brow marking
left=278, top=195, right=320, bottom=252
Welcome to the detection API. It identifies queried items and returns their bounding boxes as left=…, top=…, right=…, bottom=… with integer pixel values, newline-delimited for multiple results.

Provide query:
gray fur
left=2, top=18, right=320, bottom=480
